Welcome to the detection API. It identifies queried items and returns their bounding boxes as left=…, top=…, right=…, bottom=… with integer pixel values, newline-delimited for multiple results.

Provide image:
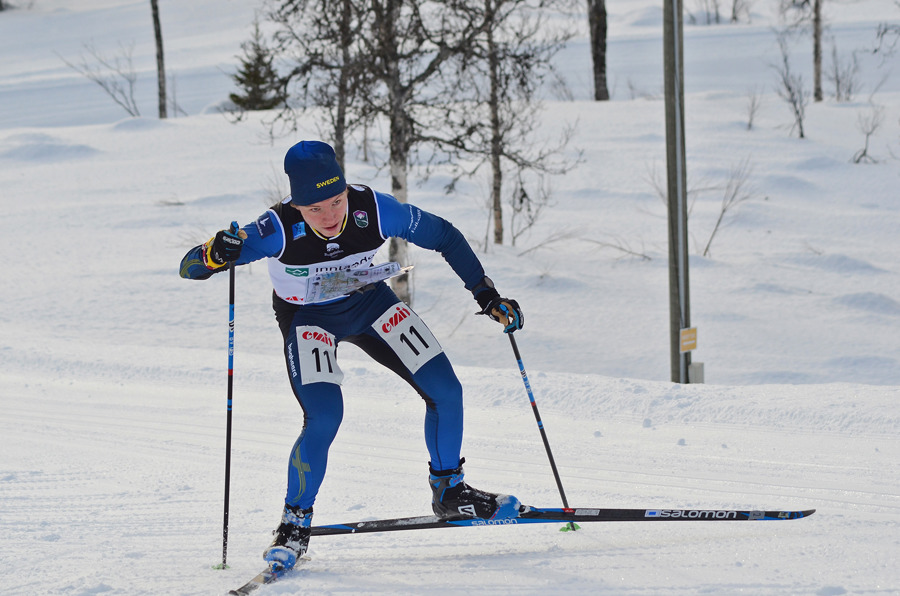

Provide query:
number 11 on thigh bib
left=373, top=304, right=443, bottom=374
left=295, top=326, right=344, bottom=385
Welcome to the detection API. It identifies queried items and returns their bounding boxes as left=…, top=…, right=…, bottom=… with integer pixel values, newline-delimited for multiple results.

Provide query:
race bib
left=293, top=325, right=343, bottom=385
left=373, top=304, right=442, bottom=374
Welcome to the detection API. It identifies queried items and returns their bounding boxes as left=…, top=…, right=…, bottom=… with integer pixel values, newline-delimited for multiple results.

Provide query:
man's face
left=293, top=189, right=348, bottom=237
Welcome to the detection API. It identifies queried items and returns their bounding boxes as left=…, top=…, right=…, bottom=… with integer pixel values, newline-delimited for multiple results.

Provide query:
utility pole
left=663, top=0, right=691, bottom=383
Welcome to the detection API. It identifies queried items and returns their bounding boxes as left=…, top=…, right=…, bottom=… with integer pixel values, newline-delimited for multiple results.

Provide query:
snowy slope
left=1, top=1, right=899, bottom=595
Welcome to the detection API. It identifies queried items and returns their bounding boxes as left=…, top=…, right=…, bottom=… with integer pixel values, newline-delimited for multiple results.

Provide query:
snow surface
left=1, top=1, right=899, bottom=594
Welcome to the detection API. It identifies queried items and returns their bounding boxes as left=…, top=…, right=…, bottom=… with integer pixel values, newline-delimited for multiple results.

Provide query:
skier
left=179, top=140, right=525, bottom=571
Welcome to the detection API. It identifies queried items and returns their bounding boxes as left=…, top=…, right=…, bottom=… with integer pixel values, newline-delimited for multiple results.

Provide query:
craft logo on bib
left=326, top=243, right=343, bottom=257
left=353, top=210, right=369, bottom=228
left=381, top=305, right=411, bottom=333
left=301, top=329, right=334, bottom=347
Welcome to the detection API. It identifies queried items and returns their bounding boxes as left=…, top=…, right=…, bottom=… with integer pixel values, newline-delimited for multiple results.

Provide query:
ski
left=310, top=505, right=816, bottom=536
left=228, top=558, right=308, bottom=595
left=228, top=507, right=814, bottom=592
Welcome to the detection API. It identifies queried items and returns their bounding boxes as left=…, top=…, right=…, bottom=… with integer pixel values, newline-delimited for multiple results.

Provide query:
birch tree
left=265, top=1, right=577, bottom=297
left=357, top=1, right=495, bottom=302
left=150, top=0, right=167, bottom=118
left=268, top=0, right=373, bottom=168
left=446, top=0, right=577, bottom=246
left=779, top=0, right=824, bottom=102
left=268, top=1, right=491, bottom=304
left=587, top=0, right=609, bottom=100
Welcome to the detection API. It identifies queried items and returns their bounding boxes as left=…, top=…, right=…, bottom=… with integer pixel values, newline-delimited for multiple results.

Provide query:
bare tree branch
left=825, top=42, right=859, bottom=101
left=703, top=157, right=754, bottom=257
left=57, top=41, right=141, bottom=117
left=773, top=31, right=809, bottom=138
left=852, top=104, right=885, bottom=163
left=746, top=85, right=763, bottom=130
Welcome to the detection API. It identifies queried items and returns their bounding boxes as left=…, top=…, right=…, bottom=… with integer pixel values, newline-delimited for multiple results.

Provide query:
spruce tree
left=230, top=22, right=286, bottom=111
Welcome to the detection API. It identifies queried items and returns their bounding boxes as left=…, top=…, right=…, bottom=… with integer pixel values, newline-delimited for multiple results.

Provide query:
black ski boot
left=263, top=504, right=312, bottom=570
left=429, top=459, right=521, bottom=520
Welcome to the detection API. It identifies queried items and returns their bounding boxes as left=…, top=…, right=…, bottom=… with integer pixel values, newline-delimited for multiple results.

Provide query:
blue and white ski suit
left=180, top=184, right=489, bottom=509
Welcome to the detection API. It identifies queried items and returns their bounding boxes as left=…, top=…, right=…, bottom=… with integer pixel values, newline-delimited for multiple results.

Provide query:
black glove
left=473, top=277, right=524, bottom=333
left=204, top=222, right=245, bottom=267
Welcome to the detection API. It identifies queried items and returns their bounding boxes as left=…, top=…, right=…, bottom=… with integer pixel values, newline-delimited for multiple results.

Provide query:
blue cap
left=284, top=141, right=347, bottom=206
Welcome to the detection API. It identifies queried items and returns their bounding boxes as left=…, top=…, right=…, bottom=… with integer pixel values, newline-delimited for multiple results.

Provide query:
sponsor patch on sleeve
left=256, top=214, right=276, bottom=238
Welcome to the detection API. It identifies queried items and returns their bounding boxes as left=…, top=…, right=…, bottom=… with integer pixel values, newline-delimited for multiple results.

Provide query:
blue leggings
left=275, top=283, right=464, bottom=509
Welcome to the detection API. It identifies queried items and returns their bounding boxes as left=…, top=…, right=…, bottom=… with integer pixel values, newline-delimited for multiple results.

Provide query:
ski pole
left=220, top=259, right=235, bottom=568
left=507, top=331, right=579, bottom=531
left=219, top=223, right=245, bottom=569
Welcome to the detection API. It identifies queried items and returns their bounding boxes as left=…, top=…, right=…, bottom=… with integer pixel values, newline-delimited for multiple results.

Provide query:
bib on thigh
left=372, top=304, right=443, bottom=374
left=293, top=325, right=344, bottom=385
